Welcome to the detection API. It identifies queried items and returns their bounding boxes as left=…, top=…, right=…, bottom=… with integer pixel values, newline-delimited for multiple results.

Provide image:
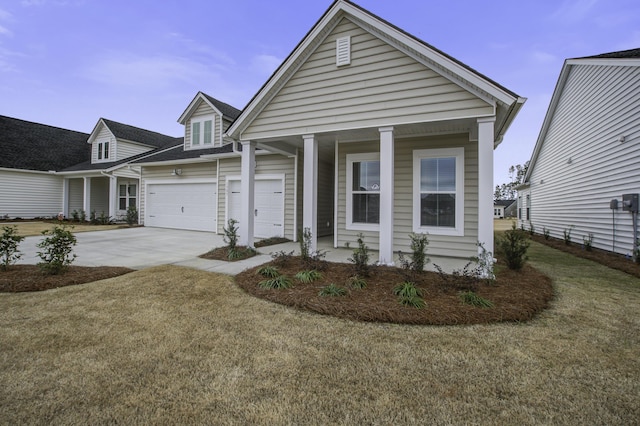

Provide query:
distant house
left=518, top=47, right=640, bottom=255
left=494, top=200, right=515, bottom=219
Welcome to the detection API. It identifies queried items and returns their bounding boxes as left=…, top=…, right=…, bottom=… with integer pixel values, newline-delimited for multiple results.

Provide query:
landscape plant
left=295, top=270, right=322, bottom=283
left=270, top=250, right=295, bottom=267
left=0, top=225, right=25, bottom=270
left=223, top=219, right=242, bottom=260
left=298, top=227, right=327, bottom=269
left=347, top=275, right=367, bottom=289
left=36, top=225, right=77, bottom=275
left=497, top=223, right=530, bottom=270
left=542, top=226, right=550, bottom=240
left=257, top=265, right=280, bottom=278
left=259, top=275, right=293, bottom=289
left=459, top=291, right=493, bottom=308
left=126, top=206, right=138, bottom=226
left=583, top=233, right=594, bottom=251
left=319, top=283, right=347, bottom=297
left=393, top=281, right=425, bottom=309
left=472, top=241, right=495, bottom=280
left=348, top=233, right=370, bottom=276
left=563, top=225, right=575, bottom=245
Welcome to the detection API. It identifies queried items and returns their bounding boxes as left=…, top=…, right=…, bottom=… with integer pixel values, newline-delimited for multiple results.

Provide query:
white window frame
left=346, top=152, right=380, bottom=232
left=190, top=116, right=214, bottom=148
left=118, top=182, right=137, bottom=212
left=96, top=141, right=110, bottom=162
left=413, top=147, right=464, bottom=236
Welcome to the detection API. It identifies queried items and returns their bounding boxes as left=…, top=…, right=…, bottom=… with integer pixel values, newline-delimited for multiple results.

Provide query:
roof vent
left=336, top=36, right=351, bottom=66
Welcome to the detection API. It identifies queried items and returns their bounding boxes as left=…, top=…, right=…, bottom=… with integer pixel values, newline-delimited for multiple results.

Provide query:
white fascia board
left=567, top=58, right=640, bottom=67
left=523, top=60, right=572, bottom=183
left=177, top=91, right=223, bottom=124
left=87, top=118, right=110, bottom=145
left=0, top=167, right=60, bottom=175
left=133, top=157, right=216, bottom=167
left=199, top=150, right=275, bottom=160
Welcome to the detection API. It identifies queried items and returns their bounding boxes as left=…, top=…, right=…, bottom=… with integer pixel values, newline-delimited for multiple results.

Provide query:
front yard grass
left=3, top=220, right=124, bottom=237
left=1, top=242, right=639, bottom=424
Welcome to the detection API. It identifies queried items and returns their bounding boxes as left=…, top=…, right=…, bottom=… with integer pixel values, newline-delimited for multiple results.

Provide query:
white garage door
left=228, top=179, right=284, bottom=238
left=146, top=182, right=217, bottom=232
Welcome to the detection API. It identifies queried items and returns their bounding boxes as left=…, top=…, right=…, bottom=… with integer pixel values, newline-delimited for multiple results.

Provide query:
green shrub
left=348, top=233, right=370, bottom=276
left=319, top=283, right=347, bottom=297
left=529, top=223, right=535, bottom=236
left=126, top=206, right=138, bottom=226
left=563, top=226, right=575, bottom=245
left=271, top=250, right=294, bottom=267
left=433, top=262, right=480, bottom=292
left=471, top=241, right=495, bottom=280
left=36, top=225, right=77, bottom=275
left=259, top=275, right=293, bottom=289
left=223, top=219, right=239, bottom=251
left=583, top=233, right=594, bottom=251
left=97, top=211, right=113, bottom=225
left=0, top=225, right=25, bottom=270
left=542, top=226, right=550, bottom=240
left=460, top=291, right=493, bottom=308
left=295, top=270, right=322, bottom=283
left=257, top=265, right=280, bottom=278
left=298, top=227, right=327, bottom=269
left=348, top=275, right=367, bottom=289
left=398, top=232, right=429, bottom=274
left=497, top=223, right=530, bottom=270
left=393, top=281, right=426, bottom=309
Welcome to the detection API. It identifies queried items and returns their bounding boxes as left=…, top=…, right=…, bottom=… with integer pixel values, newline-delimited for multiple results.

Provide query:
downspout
left=334, top=139, right=339, bottom=248
left=293, top=148, right=298, bottom=243
left=216, top=158, right=220, bottom=234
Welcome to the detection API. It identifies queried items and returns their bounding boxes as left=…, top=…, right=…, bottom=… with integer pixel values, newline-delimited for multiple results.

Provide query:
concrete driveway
left=16, top=227, right=281, bottom=274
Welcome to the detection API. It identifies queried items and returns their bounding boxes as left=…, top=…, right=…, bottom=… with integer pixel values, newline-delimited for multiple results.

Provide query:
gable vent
left=336, top=36, right=351, bottom=66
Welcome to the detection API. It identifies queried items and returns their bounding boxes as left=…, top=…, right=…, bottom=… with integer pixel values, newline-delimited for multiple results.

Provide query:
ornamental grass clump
left=460, top=291, right=493, bottom=308
left=393, top=281, right=426, bottom=309
left=319, top=283, right=347, bottom=297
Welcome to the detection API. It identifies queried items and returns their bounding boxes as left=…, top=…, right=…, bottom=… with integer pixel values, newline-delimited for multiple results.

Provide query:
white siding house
left=227, top=0, right=525, bottom=267
left=519, top=48, right=640, bottom=255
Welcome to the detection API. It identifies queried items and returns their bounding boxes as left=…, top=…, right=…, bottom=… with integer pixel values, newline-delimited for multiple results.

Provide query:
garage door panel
left=227, top=179, right=284, bottom=239
left=146, top=182, right=217, bottom=232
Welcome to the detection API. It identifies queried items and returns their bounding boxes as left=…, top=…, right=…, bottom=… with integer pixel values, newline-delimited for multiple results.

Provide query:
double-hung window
left=413, top=147, right=464, bottom=236
left=119, top=183, right=137, bottom=211
left=191, top=117, right=213, bottom=147
left=97, top=141, right=109, bottom=161
left=346, top=153, right=380, bottom=230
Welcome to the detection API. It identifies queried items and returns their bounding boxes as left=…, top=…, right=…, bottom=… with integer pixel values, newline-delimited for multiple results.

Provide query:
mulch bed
left=200, top=238, right=291, bottom=262
left=530, top=234, right=640, bottom=279
left=235, top=257, right=554, bottom=325
left=0, top=265, right=134, bottom=292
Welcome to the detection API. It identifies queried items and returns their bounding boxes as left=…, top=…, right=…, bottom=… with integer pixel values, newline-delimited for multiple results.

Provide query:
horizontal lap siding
left=528, top=64, right=640, bottom=254
left=186, top=102, right=219, bottom=149
left=92, top=127, right=112, bottom=163
left=68, top=178, right=84, bottom=213
left=116, top=141, right=151, bottom=161
left=242, top=18, right=491, bottom=140
left=139, top=162, right=217, bottom=226
left=336, top=135, right=477, bottom=258
left=89, top=177, right=109, bottom=216
left=0, top=170, right=62, bottom=218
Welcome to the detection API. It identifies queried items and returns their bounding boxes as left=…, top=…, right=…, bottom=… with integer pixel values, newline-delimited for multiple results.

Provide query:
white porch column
left=83, top=177, right=91, bottom=220
left=108, top=176, right=117, bottom=219
left=303, top=134, right=318, bottom=252
left=379, top=126, right=395, bottom=265
left=239, top=140, right=256, bottom=248
left=62, top=178, right=70, bottom=218
left=477, top=117, right=496, bottom=255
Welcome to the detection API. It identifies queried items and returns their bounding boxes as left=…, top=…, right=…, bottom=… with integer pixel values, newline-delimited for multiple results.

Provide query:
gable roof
left=227, top=0, right=524, bottom=142
left=130, top=141, right=235, bottom=165
left=0, top=115, right=89, bottom=172
left=178, top=91, right=242, bottom=125
left=494, top=199, right=516, bottom=207
left=89, top=118, right=179, bottom=148
left=523, top=47, right=640, bottom=183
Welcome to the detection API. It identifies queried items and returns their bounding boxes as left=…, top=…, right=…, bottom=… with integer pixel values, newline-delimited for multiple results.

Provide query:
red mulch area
left=0, top=265, right=134, bottom=293
left=530, top=234, right=640, bottom=278
left=235, top=257, right=554, bottom=325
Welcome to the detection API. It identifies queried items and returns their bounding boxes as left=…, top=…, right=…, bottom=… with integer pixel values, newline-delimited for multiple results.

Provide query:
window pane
left=192, top=122, right=200, bottom=145
left=98, top=143, right=102, bottom=160
left=129, top=198, right=137, bottom=208
left=128, top=185, right=137, bottom=196
left=204, top=120, right=212, bottom=144
left=119, top=185, right=126, bottom=197
left=421, top=157, right=455, bottom=192
left=352, top=161, right=380, bottom=191
left=352, top=194, right=379, bottom=224
left=104, top=142, right=109, bottom=159
left=420, top=193, right=455, bottom=227
left=119, top=199, right=126, bottom=210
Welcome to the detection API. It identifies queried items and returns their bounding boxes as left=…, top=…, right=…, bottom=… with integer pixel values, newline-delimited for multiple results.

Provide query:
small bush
left=126, top=206, right=138, bottom=226
left=271, top=250, right=294, bottom=267
left=257, top=265, right=280, bottom=278
left=398, top=233, right=430, bottom=277
left=97, top=211, right=113, bottom=225
left=529, top=223, right=535, bottom=236
left=36, top=225, right=77, bottom=275
left=393, top=281, right=426, bottom=309
left=0, top=225, right=25, bottom=270
left=460, top=291, right=493, bottom=308
left=583, top=233, right=594, bottom=251
left=348, top=233, right=370, bottom=277
left=298, top=227, right=327, bottom=269
left=259, top=275, right=293, bottom=289
left=563, top=226, right=575, bottom=245
left=319, top=283, right=347, bottom=297
left=497, top=223, right=530, bottom=270
left=228, top=246, right=256, bottom=261
left=223, top=219, right=239, bottom=251
left=472, top=241, right=495, bottom=280
left=634, top=239, right=640, bottom=265
left=434, top=262, right=480, bottom=292
left=543, top=226, right=550, bottom=240
left=295, top=270, right=322, bottom=283
left=348, top=275, right=367, bottom=289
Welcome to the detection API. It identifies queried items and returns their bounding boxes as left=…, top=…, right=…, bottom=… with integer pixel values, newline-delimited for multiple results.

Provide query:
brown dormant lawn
left=2, top=220, right=123, bottom=237
left=0, top=242, right=639, bottom=424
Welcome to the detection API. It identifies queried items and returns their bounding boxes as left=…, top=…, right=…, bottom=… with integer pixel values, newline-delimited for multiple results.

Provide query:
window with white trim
left=191, top=116, right=214, bottom=148
left=96, top=141, right=109, bottom=161
left=118, top=183, right=137, bottom=211
left=346, top=153, right=380, bottom=230
left=413, top=147, right=464, bottom=236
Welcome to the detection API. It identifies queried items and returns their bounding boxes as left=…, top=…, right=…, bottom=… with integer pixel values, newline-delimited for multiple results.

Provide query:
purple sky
left=1, top=0, right=638, bottom=185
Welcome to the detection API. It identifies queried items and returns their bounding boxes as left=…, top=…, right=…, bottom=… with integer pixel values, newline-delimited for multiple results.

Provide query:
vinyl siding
left=115, top=141, right=152, bottom=161
left=527, top=63, right=640, bottom=255
left=218, top=155, right=297, bottom=240
left=336, top=134, right=478, bottom=258
left=92, top=126, right=114, bottom=163
left=0, top=170, right=62, bottom=218
left=67, top=178, right=84, bottom=214
left=242, top=17, right=492, bottom=140
left=139, top=162, right=218, bottom=225
left=89, top=177, right=109, bottom=216
left=185, top=101, right=221, bottom=149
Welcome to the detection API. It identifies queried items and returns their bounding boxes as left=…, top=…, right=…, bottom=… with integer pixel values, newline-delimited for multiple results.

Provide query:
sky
left=1, top=0, right=639, bottom=185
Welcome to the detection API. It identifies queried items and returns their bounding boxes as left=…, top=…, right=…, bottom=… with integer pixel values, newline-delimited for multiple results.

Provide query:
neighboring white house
left=494, top=200, right=515, bottom=219
left=518, top=47, right=640, bottom=255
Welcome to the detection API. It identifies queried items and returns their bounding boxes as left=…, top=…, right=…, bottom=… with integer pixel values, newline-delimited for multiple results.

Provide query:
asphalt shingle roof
left=101, top=118, right=181, bottom=148
left=130, top=142, right=235, bottom=164
left=200, top=94, right=242, bottom=121
left=0, top=115, right=90, bottom=171
left=579, top=47, right=640, bottom=59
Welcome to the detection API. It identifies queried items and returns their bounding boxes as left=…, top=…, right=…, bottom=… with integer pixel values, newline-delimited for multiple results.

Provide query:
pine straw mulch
left=235, top=257, right=554, bottom=325
left=200, top=238, right=291, bottom=262
left=530, top=233, right=640, bottom=279
left=0, top=265, right=134, bottom=293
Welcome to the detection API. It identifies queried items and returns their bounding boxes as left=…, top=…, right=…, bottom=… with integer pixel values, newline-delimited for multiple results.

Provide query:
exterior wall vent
left=336, top=36, right=351, bottom=66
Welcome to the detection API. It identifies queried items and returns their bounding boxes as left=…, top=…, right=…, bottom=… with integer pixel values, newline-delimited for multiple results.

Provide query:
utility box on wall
left=622, top=193, right=639, bottom=212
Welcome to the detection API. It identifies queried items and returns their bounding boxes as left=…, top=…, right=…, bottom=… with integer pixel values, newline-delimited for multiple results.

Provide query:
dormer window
left=190, top=117, right=214, bottom=148
left=97, top=141, right=109, bottom=161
